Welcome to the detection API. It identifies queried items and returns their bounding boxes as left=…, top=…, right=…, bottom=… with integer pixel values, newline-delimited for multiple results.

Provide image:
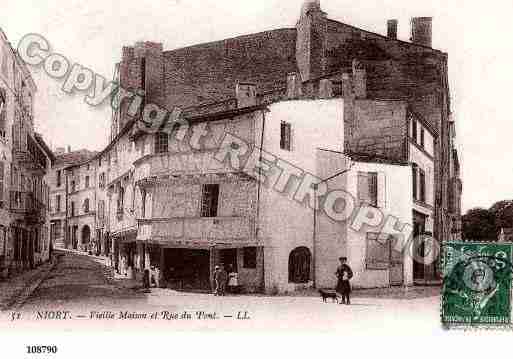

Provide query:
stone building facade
left=48, top=148, right=97, bottom=250
left=54, top=0, right=462, bottom=292
left=0, top=28, right=53, bottom=279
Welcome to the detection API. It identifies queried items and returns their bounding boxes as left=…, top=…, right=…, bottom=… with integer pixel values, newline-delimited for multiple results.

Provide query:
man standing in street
left=213, top=265, right=228, bottom=296
left=336, top=257, right=354, bottom=305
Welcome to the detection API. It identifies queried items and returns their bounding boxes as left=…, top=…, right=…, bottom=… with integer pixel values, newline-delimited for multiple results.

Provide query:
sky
left=2, top=0, right=513, bottom=213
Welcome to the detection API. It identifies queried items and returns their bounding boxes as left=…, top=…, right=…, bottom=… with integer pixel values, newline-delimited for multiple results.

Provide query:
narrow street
left=22, top=251, right=145, bottom=310
left=0, top=251, right=442, bottom=332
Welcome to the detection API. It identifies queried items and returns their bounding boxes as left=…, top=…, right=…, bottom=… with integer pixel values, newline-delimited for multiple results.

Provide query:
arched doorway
left=288, top=247, right=311, bottom=283
left=81, top=225, right=91, bottom=251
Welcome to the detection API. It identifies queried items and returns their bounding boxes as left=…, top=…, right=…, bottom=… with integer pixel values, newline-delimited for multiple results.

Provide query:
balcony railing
left=137, top=216, right=255, bottom=244
left=10, top=191, right=46, bottom=221
left=13, top=133, right=47, bottom=172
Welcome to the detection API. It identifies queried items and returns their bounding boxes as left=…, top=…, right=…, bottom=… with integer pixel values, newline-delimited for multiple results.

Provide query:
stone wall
left=345, top=99, right=408, bottom=162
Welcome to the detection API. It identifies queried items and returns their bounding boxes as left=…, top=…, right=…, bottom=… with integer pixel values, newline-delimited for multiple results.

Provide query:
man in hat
left=336, top=257, right=354, bottom=305
left=213, top=265, right=228, bottom=296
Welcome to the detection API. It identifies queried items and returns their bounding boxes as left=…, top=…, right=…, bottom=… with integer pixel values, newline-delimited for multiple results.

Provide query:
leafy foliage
left=463, top=200, right=513, bottom=241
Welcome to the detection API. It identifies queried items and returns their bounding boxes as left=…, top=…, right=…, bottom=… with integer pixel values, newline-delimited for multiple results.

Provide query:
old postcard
left=0, top=0, right=512, bottom=356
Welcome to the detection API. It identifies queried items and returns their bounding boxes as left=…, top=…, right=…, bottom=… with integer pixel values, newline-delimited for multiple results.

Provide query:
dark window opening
left=288, top=247, right=311, bottom=283
left=412, top=165, right=418, bottom=201
left=201, top=184, right=219, bottom=218
left=243, top=247, right=257, bottom=269
left=280, top=121, right=292, bottom=151
left=412, top=118, right=417, bottom=142
left=419, top=169, right=426, bottom=203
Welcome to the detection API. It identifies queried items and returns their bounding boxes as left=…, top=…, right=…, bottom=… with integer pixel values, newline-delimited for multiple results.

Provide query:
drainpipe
left=256, top=109, right=267, bottom=292
left=64, top=168, right=69, bottom=249
left=312, top=163, right=354, bottom=288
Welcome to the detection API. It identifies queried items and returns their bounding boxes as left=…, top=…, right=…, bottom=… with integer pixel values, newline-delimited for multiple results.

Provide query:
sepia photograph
left=1, top=0, right=512, bottom=357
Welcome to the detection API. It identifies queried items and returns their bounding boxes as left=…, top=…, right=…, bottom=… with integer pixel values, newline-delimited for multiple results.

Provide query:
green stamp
left=442, top=242, right=513, bottom=326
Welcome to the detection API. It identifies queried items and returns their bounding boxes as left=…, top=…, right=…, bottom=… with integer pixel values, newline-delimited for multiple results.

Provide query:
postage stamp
left=442, top=242, right=513, bottom=327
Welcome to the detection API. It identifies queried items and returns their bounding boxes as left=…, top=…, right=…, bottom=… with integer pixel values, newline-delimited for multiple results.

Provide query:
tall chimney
left=410, top=17, right=432, bottom=47
left=352, top=60, right=366, bottom=99
left=67, top=145, right=71, bottom=153
left=387, top=19, right=398, bottom=40
left=286, top=73, right=303, bottom=99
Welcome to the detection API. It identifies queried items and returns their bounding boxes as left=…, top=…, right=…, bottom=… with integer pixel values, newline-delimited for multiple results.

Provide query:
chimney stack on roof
left=286, top=73, right=303, bottom=99
left=410, top=17, right=433, bottom=48
left=352, top=60, right=367, bottom=99
left=319, top=79, right=333, bottom=99
left=387, top=19, right=398, bottom=40
left=67, top=145, right=71, bottom=153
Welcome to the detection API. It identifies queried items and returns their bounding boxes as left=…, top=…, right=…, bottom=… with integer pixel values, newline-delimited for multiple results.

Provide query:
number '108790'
left=26, top=345, right=58, bottom=354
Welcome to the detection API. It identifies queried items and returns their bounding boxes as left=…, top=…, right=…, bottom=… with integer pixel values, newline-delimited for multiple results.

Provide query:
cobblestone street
left=0, top=251, right=441, bottom=332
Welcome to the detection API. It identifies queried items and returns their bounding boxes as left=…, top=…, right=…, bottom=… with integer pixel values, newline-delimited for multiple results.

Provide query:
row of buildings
left=49, top=0, right=462, bottom=293
left=0, top=29, right=54, bottom=279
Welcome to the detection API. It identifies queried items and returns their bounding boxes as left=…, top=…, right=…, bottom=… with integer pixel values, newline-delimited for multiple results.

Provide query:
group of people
left=212, top=257, right=354, bottom=303
left=213, top=264, right=239, bottom=296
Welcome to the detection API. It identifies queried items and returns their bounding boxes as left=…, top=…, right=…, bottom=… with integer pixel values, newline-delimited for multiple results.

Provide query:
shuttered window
left=98, top=200, right=105, bottom=220
left=0, top=89, right=6, bottom=138
left=411, top=118, right=417, bottom=142
left=358, top=172, right=378, bottom=207
left=0, top=161, right=4, bottom=206
left=366, top=233, right=402, bottom=270
left=419, top=169, right=426, bottom=203
left=412, top=164, right=426, bottom=204
left=155, top=132, right=168, bottom=153
left=412, top=165, right=418, bottom=201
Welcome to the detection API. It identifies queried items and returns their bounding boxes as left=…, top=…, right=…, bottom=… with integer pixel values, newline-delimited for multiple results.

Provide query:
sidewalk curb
left=7, top=257, right=59, bottom=311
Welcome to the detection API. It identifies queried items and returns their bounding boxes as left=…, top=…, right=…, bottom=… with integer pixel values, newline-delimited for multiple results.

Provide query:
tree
left=462, top=208, right=496, bottom=242
left=489, top=200, right=513, bottom=231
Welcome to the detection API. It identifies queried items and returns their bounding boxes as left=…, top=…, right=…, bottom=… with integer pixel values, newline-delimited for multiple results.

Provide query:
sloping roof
left=345, top=151, right=410, bottom=167
left=162, top=28, right=298, bottom=109
left=54, top=149, right=98, bottom=167
left=34, top=133, right=56, bottom=164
